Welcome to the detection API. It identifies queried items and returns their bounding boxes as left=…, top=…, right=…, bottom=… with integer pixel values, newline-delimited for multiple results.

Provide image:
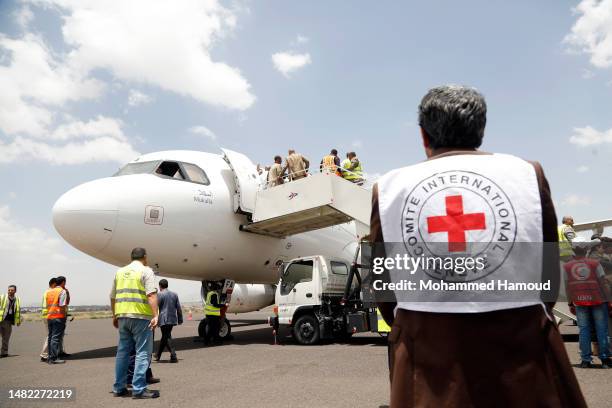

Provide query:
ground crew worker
left=0, top=284, right=21, bottom=358
left=203, top=283, right=223, bottom=345
left=267, top=156, right=285, bottom=187
left=343, top=151, right=364, bottom=184
left=40, top=278, right=57, bottom=361
left=284, top=149, right=310, bottom=181
left=320, top=149, right=341, bottom=175
left=559, top=216, right=576, bottom=261
left=46, top=277, right=67, bottom=364
left=56, top=275, right=71, bottom=359
left=110, top=247, right=159, bottom=399
left=565, top=242, right=612, bottom=368
left=340, top=153, right=351, bottom=178
left=372, top=85, right=586, bottom=407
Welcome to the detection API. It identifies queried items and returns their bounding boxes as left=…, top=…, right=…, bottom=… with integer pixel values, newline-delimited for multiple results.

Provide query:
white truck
left=269, top=254, right=390, bottom=345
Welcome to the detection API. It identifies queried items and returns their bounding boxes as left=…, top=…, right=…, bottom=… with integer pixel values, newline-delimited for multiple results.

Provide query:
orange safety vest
left=322, top=155, right=341, bottom=176
left=46, top=287, right=66, bottom=319
left=564, top=257, right=605, bottom=306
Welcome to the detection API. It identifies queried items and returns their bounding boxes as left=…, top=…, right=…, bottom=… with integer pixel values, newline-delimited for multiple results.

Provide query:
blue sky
left=1, top=0, right=611, bottom=304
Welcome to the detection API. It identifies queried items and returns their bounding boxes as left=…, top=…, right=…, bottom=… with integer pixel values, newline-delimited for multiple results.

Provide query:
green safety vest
left=344, top=159, right=363, bottom=181
left=204, top=291, right=221, bottom=316
left=376, top=308, right=390, bottom=333
left=0, top=294, right=21, bottom=325
left=41, top=290, right=49, bottom=318
left=557, top=225, right=573, bottom=258
left=341, top=158, right=351, bottom=176
left=114, top=266, right=153, bottom=317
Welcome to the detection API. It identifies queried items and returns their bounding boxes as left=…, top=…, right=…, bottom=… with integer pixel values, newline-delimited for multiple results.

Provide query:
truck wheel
left=293, top=314, right=320, bottom=345
left=198, top=318, right=207, bottom=338
left=219, top=318, right=232, bottom=340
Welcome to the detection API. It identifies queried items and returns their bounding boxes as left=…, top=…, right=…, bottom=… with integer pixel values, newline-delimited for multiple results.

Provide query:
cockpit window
left=181, top=163, right=210, bottom=185
left=114, top=161, right=161, bottom=176
left=156, top=161, right=186, bottom=180
left=114, top=159, right=210, bottom=185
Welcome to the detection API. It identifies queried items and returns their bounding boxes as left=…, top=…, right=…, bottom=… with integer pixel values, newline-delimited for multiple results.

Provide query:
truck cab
left=271, top=254, right=389, bottom=345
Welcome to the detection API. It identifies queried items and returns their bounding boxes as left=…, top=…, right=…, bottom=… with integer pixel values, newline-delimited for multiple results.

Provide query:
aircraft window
left=182, top=163, right=210, bottom=185
left=156, top=161, right=186, bottom=180
left=114, top=161, right=161, bottom=176
left=280, top=260, right=313, bottom=296
left=331, top=261, right=348, bottom=275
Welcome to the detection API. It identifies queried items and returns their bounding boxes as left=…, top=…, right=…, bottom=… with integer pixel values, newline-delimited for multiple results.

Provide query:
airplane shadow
left=67, top=323, right=386, bottom=360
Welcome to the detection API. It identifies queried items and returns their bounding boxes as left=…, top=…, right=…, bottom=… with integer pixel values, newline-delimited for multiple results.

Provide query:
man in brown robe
left=372, top=85, right=586, bottom=407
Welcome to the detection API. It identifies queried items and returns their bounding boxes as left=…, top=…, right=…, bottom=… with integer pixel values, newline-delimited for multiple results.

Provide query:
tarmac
left=0, top=309, right=610, bottom=408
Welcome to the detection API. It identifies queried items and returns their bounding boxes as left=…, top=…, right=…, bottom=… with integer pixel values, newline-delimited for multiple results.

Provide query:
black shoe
left=147, top=377, right=160, bottom=384
left=132, top=389, right=159, bottom=399
left=154, top=355, right=161, bottom=362
left=0, top=354, right=8, bottom=358
left=601, top=358, right=612, bottom=369
left=170, top=357, right=178, bottom=363
left=113, top=389, right=129, bottom=397
left=49, top=359, right=66, bottom=364
left=580, top=360, right=594, bottom=368
left=59, top=352, right=72, bottom=358
left=40, top=357, right=47, bottom=362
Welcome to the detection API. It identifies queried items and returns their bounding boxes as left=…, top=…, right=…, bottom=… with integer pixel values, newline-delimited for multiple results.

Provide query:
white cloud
left=0, top=205, right=65, bottom=261
left=0, top=33, right=103, bottom=136
left=14, top=5, right=34, bottom=29
left=0, top=135, right=139, bottom=165
left=127, top=90, right=154, bottom=107
left=577, top=165, right=590, bottom=173
left=272, top=51, right=311, bottom=77
left=561, top=194, right=592, bottom=207
left=38, top=0, right=255, bottom=110
left=8, top=192, right=17, bottom=199
left=189, top=125, right=217, bottom=141
left=569, top=126, right=612, bottom=146
left=564, top=0, right=612, bottom=68
left=296, top=35, right=309, bottom=44
left=352, top=140, right=363, bottom=149
left=582, top=69, right=595, bottom=79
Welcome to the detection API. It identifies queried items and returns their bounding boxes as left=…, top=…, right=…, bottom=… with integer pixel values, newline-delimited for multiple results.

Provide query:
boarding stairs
left=239, top=171, right=372, bottom=239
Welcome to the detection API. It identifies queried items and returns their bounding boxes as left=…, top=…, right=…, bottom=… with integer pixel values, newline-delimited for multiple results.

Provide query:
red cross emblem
left=427, top=195, right=486, bottom=252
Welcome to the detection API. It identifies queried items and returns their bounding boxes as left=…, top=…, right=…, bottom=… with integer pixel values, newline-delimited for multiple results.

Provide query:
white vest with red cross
left=377, top=153, right=544, bottom=313
left=564, top=257, right=604, bottom=306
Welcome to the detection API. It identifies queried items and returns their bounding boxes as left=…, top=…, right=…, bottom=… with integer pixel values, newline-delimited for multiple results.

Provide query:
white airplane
left=52, top=149, right=360, bottom=335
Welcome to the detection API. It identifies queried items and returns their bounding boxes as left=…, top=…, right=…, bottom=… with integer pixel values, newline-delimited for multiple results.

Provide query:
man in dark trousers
left=155, top=279, right=183, bottom=362
left=203, top=283, right=223, bottom=345
left=372, top=85, right=586, bottom=407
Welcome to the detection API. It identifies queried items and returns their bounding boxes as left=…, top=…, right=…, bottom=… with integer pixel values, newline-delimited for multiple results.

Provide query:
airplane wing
left=572, top=219, right=612, bottom=235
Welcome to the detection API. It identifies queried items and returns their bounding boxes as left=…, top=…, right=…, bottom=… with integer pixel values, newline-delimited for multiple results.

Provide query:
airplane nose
left=53, top=179, right=119, bottom=256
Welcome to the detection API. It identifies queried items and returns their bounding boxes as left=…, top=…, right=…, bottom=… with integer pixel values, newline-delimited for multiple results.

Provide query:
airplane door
left=221, top=148, right=263, bottom=214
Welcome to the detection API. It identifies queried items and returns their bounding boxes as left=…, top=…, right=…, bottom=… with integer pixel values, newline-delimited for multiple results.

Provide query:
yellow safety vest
left=344, top=159, right=363, bottom=181
left=558, top=225, right=573, bottom=258
left=204, top=291, right=221, bottom=316
left=376, top=308, right=390, bottom=333
left=0, top=294, right=21, bottom=325
left=41, top=289, right=51, bottom=318
left=114, top=267, right=153, bottom=317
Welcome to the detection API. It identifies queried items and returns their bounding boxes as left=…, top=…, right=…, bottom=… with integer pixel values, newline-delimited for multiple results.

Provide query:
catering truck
left=268, top=253, right=390, bottom=345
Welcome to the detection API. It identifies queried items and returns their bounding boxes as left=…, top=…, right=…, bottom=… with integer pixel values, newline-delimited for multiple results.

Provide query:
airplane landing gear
left=199, top=279, right=235, bottom=342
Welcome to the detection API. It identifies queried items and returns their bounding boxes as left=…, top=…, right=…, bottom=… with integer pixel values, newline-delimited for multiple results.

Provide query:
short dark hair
left=331, top=149, right=338, bottom=155
left=159, top=279, right=168, bottom=289
left=574, top=246, right=587, bottom=256
left=418, top=85, right=487, bottom=149
left=8, top=285, right=16, bottom=290
left=56, top=276, right=66, bottom=285
left=274, top=155, right=282, bottom=162
left=49, top=278, right=57, bottom=286
left=131, top=247, right=147, bottom=260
